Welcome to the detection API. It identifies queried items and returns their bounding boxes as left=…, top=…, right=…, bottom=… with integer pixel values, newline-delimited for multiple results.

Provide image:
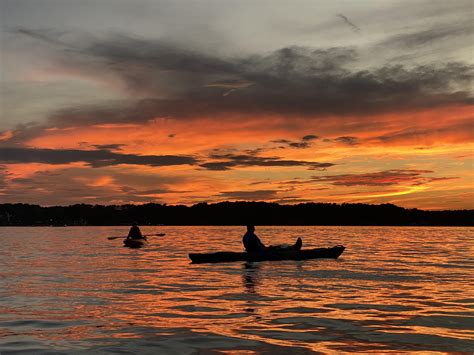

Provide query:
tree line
left=0, top=202, right=472, bottom=226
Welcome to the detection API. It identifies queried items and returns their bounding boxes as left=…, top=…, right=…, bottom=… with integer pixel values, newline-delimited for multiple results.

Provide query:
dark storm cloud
left=11, top=29, right=474, bottom=134
left=0, top=147, right=197, bottom=167
left=216, top=190, right=278, bottom=200
left=200, top=153, right=334, bottom=171
left=311, top=170, right=457, bottom=186
left=51, top=58, right=474, bottom=123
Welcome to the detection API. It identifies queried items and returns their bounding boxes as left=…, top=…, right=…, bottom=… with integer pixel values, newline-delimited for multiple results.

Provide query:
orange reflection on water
left=1, top=226, right=473, bottom=353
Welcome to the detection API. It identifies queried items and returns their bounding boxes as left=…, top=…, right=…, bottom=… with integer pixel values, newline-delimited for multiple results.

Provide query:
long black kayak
left=189, top=245, right=345, bottom=264
left=123, top=238, right=147, bottom=248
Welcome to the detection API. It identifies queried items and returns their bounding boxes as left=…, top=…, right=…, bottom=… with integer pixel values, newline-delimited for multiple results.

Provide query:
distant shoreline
left=1, top=202, right=472, bottom=227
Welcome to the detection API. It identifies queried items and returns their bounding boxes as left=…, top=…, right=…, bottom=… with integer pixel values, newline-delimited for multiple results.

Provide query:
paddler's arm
left=255, top=234, right=266, bottom=250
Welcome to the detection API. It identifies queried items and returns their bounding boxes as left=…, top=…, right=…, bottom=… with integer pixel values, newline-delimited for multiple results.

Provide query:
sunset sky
left=0, top=0, right=472, bottom=209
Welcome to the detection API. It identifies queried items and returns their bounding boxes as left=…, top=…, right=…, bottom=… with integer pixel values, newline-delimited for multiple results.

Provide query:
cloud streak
left=0, top=147, right=197, bottom=167
left=311, top=170, right=457, bottom=187
left=200, top=153, right=334, bottom=171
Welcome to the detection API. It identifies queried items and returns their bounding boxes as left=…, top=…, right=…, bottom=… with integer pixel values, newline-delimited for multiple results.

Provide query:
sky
left=0, top=0, right=473, bottom=209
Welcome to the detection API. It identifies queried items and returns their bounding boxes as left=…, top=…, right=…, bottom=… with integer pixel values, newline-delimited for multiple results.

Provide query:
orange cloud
left=0, top=130, right=13, bottom=141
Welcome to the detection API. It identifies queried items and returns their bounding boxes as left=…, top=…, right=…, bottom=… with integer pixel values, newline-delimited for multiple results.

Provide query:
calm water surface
left=0, top=226, right=473, bottom=354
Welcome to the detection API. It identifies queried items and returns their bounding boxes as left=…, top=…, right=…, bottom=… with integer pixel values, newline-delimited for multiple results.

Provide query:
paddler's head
left=246, top=224, right=255, bottom=233
left=132, top=222, right=138, bottom=227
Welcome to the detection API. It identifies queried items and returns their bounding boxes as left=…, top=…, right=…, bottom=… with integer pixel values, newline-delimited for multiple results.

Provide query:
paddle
left=107, top=233, right=165, bottom=240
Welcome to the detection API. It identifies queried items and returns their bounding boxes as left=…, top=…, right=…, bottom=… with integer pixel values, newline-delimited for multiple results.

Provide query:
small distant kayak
left=123, top=238, right=147, bottom=248
left=189, top=245, right=345, bottom=264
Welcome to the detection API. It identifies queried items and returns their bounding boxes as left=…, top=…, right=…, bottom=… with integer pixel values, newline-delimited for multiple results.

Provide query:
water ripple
left=1, top=226, right=473, bottom=353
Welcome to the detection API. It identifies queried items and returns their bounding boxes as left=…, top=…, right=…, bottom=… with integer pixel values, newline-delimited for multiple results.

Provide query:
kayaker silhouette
left=242, top=225, right=266, bottom=252
left=127, top=222, right=144, bottom=240
left=242, top=225, right=302, bottom=252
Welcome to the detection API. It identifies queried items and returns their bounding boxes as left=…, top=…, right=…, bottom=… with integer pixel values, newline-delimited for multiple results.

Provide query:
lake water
left=0, top=226, right=473, bottom=354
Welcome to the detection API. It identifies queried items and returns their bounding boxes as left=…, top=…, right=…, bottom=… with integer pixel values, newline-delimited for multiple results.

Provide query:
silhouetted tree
left=0, top=202, right=472, bottom=226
